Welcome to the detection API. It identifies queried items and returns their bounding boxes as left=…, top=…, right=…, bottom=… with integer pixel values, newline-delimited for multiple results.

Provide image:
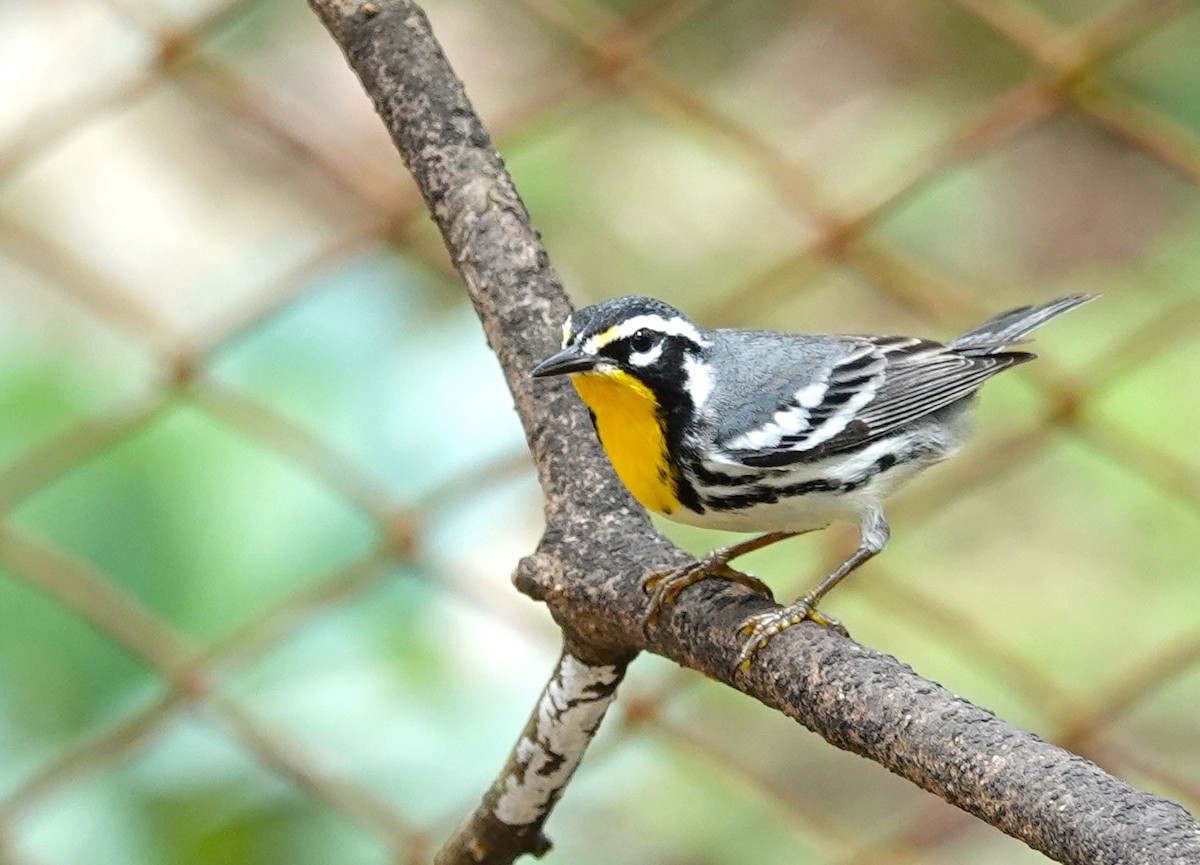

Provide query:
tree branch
left=435, top=641, right=626, bottom=863
left=307, top=2, right=1200, bottom=863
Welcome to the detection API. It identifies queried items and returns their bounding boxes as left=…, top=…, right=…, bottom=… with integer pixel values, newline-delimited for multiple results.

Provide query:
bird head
left=530, top=296, right=711, bottom=402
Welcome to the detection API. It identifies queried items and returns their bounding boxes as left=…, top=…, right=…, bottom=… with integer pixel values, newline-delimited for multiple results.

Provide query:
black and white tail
left=949, top=294, right=1096, bottom=356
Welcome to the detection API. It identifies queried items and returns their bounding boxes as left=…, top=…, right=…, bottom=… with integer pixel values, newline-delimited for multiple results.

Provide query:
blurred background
left=2, top=0, right=1200, bottom=862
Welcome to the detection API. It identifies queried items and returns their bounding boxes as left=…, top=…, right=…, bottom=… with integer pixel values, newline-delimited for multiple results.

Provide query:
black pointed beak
left=531, top=345, right=597, bottom=378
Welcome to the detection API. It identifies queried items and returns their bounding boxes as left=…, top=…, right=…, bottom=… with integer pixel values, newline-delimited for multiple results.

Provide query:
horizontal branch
left=307, top=2, right=1200, bottom=863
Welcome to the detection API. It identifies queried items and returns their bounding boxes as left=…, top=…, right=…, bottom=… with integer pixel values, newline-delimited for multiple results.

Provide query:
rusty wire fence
left=2, top=0, right=1200, bottom=862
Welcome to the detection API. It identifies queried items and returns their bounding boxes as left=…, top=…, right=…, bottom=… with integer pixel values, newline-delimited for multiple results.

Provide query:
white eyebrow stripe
left=561, top=315, right=573, bottom=348
left=615, top=314, right=709, bottom=345
left=583, top=313, right=709, bottom=353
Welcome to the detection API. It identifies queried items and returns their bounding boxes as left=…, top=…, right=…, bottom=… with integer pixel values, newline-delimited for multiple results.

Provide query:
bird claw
left=643, top=556, right=773, bottom=630
left=735, top=599, right=849, bottom=670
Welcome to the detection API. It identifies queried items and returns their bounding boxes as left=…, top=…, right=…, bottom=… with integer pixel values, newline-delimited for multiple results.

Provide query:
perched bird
left=531, top=294, right=1093, bottom=668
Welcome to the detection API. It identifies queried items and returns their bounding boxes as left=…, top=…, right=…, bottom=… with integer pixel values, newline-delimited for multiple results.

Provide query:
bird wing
left=714, top=336, right=1030, bottom=468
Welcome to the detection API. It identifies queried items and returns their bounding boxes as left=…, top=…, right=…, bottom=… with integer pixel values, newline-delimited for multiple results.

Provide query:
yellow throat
left=571, top=370, right=679, bottom=515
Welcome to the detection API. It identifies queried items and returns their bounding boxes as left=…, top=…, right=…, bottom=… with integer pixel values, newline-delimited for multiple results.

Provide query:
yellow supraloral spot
left=571, top=369, right=679, bottom=515
left=584, top=324, right=622, bottom=353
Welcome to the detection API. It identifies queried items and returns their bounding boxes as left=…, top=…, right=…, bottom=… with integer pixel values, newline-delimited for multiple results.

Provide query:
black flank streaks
left=702, top=449, right=908, bottom=511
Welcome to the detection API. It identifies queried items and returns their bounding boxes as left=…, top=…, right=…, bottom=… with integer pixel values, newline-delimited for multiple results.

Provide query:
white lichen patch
left=493, top=653, right=621, bottom=825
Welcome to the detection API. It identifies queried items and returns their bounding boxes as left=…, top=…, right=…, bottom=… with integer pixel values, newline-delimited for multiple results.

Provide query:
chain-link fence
left=2, top=0, right=1200, bottom=863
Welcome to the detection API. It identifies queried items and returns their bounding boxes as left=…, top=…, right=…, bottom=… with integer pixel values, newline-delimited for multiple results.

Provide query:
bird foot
left=643, top=554, right=773, bottom=629
left=735, top=598, right=849, bottom=670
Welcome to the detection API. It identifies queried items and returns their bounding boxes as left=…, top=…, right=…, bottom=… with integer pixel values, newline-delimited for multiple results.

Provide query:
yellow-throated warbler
left=531, top=294, right=1093, bottom=667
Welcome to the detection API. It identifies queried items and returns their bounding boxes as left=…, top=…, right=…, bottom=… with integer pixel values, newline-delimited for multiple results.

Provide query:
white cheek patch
left=628, top=342, right=664, bottom=367
left=683, top=355, right=715, bottom=408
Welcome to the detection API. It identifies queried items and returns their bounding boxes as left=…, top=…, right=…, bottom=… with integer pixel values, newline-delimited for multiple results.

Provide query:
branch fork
left=307, top=2, right=1200, bottom=863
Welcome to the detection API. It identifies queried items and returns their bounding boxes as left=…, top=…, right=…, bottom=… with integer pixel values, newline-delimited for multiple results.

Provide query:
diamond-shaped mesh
left=2, top=0, right=1199, bottom=863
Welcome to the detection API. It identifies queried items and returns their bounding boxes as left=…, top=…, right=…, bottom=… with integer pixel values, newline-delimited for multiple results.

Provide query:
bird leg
left=643, top=530, right=808, bottom=627
left=736, top=509, right=890, bottom=670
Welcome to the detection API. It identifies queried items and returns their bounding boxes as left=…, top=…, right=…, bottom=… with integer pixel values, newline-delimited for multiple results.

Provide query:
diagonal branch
left=307, top=2, right=1200, bottom=863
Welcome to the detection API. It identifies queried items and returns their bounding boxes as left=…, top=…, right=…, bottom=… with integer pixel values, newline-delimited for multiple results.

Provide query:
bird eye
left=629, top=329, right=656, bottom=353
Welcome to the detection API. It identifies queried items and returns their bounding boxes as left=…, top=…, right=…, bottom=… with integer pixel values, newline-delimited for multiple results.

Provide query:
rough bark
left=307, top=1, right=1200, bottom=863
